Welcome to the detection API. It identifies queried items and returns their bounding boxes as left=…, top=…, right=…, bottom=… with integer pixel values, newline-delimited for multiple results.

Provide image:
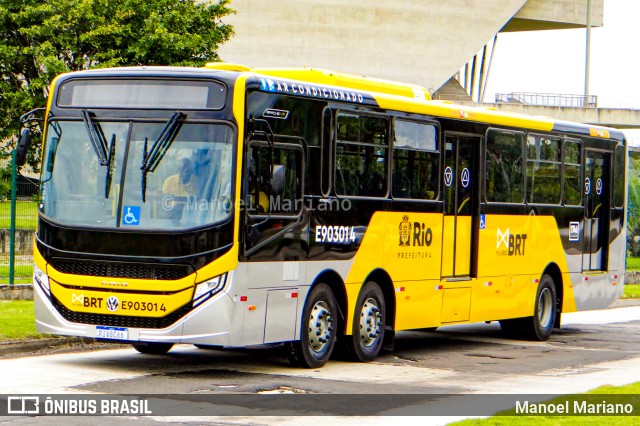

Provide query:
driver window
left=247, top=145, right=302, bottom=215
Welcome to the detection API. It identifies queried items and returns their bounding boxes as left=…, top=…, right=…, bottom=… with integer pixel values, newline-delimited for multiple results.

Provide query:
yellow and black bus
left=24, top=64, right=626, bottom=368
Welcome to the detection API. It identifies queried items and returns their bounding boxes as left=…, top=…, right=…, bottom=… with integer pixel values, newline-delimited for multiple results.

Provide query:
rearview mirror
left=16, top=128, right=30, bottom=167
left=270, top=164, right=286, bottom=195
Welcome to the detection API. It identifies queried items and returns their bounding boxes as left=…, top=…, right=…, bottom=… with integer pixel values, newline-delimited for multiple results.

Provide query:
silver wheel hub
left=359, top=297, right=382, bottom=347
left=308, top=301, right=333, bottom=353
left=538, top=287, right=553, bottom=329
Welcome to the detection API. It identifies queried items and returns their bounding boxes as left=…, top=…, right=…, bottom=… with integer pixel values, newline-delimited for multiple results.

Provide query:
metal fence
left=0, top=171, right=39, bottom=283
left=495, top=92, right=598, bottom=108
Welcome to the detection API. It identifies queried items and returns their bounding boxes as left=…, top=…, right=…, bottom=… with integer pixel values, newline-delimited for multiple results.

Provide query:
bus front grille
left=52, top=297, right=192, bottom=329
left=50, top=258, right=194, bottom=281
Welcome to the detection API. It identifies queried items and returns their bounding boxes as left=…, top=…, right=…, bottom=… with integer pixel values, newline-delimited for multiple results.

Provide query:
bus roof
left=204, top=62, right=431, bottom=101
left=204, top=63, right=624, bottom=141
left=54, top=64, right=626, bottom=142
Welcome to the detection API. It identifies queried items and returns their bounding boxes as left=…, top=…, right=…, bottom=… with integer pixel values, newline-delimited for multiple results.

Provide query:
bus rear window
left=58, top=79, right=226, bottom=110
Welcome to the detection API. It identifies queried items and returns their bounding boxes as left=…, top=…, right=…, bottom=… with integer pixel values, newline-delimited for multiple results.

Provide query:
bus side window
left=485, top=129, right=525, bottom=203
left=527, top=135, right=561, bottom=204
left=392, top=119, right=439, bottom=200
left=563, top=139, right=582, bottom=206
left=335, top=112, right=389, bottom=197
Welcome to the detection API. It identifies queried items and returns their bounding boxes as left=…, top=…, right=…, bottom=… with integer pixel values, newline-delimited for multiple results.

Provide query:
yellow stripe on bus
left=50, top=280, right=193, bottom=317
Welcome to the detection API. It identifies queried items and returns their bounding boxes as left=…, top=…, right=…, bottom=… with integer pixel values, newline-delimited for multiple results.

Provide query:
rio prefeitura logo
left=399, top=215, right=412, bottom=247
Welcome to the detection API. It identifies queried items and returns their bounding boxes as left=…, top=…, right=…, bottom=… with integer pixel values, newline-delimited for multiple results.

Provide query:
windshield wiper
left=82, top=109, right=117, bottom=199
left=81, top=109, right=108, bottom=166
left=140, top=111, right=185, bottom=202
left=105, top=134, right=117, bottom=198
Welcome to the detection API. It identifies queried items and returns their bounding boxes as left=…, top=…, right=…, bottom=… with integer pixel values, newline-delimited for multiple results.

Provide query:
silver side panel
left=570, top=272, right=623, bottom=311
left=232, top=259, right=355, bottom=344
left=565, top=230, right=625, bottom=311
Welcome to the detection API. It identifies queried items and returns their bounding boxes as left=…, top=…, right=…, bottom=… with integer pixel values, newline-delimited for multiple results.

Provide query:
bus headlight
left=34, top=263, right=50, bottom=296
left=193, top=273, right=227, bottom=307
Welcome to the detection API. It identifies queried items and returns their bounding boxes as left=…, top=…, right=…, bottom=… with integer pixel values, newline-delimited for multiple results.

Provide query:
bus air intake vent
left=49, top=258, right=194, bottom=280
left=52, top=296, right=192, bottom=329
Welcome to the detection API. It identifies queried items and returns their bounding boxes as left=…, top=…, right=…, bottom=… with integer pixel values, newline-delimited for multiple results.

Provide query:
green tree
left=0, top=0, right=234, bottom=170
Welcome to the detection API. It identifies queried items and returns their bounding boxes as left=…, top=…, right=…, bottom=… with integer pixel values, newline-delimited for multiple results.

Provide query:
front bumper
left=34, top=277, right=243, bottom=347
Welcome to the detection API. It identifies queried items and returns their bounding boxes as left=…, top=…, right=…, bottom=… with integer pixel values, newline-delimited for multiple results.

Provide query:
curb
left=609, top=298, right=640, bottom=308
left=0, top=284, right=34, bottom=300
left=0, top=337, right=99, bottom=357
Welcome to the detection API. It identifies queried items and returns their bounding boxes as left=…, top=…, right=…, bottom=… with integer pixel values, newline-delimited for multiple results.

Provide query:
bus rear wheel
left=500, top=274, right=557, bottom=341
left=285, top=283, right=338, bottom=368
left=343, top=281, right=386, bottom=362
left=132, top=342, right=174, bottom=355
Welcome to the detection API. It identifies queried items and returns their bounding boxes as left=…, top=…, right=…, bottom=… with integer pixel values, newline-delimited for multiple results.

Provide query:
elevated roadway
left=470, top=102, right=640, bottom=130
left=218, top=0, right=601, bottom=93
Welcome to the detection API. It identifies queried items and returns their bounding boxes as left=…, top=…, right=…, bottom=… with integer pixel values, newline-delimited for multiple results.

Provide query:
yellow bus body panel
left=454, top=216, right=472, bottom=276
left=441, top=215, right=455, bottom=277
left=442, top=288, right=472, bottom=323
left=375, top=96, right=555, bottom=134
left=343, top=211, right=578, bottom=333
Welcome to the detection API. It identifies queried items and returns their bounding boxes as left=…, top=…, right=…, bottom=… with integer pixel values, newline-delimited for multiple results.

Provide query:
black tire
left=285, top=283, right=338, bottom=368
left=343, top=281, right=386, bottom=362
left=132, top=342, right=174, bottom=355
left=500, top=274, right=557, bottom=341
left=499, top=317, right=526, bottom=337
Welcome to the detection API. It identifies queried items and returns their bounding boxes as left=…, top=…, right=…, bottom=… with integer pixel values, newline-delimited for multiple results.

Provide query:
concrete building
left=218, top=1, right=640, bottom=130
left=218, top=0, right=602, bottom=94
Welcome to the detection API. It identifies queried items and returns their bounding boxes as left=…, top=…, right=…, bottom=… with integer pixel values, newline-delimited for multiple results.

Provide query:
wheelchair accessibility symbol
left=122, top=206, right=140, bottom=226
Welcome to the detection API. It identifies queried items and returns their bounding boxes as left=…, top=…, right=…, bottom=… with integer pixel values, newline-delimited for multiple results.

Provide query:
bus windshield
left=39, top=120, right=234, bottom=230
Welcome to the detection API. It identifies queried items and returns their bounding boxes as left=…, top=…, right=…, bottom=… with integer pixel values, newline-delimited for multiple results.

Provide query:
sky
left=484, top=0, right=640, bottom=112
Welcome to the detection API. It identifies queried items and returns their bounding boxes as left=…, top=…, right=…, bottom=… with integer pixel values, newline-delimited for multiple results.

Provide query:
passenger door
left=582, top=151, right=611, bottom=271
left=442, top=134, right=480, bottom=278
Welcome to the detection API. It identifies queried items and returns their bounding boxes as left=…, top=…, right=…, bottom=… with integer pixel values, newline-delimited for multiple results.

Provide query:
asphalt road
left=1, top=304, right=640, bottom=425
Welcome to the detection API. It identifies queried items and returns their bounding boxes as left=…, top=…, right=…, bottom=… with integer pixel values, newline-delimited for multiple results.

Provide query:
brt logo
left=398, top=215, right=433, bottom=247
left=496, top=228, right=528, bottom=256
left=71, top=294, right=104, bottom=308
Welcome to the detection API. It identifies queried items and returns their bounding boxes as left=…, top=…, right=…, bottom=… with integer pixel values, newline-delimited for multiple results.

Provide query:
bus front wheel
left=343, top=281, right=386, bottom=362
left=285, top=283, right=338, bottom=368
left=132, top=342, right=174, bottom=355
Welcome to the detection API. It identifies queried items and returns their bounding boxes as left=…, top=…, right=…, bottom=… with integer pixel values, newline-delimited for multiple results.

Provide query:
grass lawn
left=0, top=300, right=42, bottom=340
left=0, top=264, right=34, bottom=284
left=626, top=257, right=640, bottom=271
left=624, top=257, right=640, bottom=299
left=0, top=200, right=38, bottom=229
left=0, top=277, right=32, bottom=284
left=449, top=382, right=640, bottom=425
left=623, top=284, right=640, bottom=299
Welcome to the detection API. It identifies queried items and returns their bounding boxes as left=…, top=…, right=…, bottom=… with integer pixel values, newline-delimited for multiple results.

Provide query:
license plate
left=96, top=326, right=129, bottom=340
